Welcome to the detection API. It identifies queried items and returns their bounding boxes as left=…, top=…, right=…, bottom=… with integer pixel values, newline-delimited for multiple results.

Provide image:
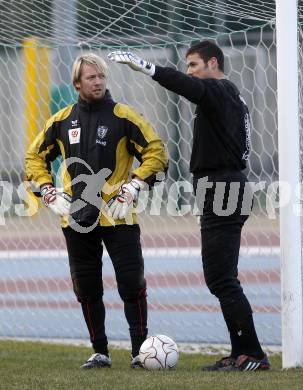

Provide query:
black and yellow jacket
left=25, top=90, right=168, bottom=227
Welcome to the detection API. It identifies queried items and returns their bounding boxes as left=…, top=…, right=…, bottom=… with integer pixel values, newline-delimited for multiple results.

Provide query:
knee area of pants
left=117, top=274, right=146, bottom=290
left=72, top=279, right=103, bottom=302
left=204, top=273, right=242, bottom=296
left=204, top=275, right=220, bottom=295
left=118, top=286, right=147, bottom=302
left=76, top=292, right=103, bottom=304
left=205, top=279, right=233, bottom=299
left=207, top=284, right=221, bottom=298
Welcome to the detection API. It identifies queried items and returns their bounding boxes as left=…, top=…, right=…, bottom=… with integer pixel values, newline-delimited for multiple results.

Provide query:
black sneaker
left=201, top=356, right=236, bottom=371
left=131, top=355, right=144, bottom=369
left=230, top=354, right=271, bottom=371
left=80, top=353, right=112, bottom=369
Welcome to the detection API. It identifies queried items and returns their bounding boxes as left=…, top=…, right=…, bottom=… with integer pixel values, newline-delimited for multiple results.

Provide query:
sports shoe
left=230, top=354, right=271, bottom=371
left=131, top=355, right=144, bottom=369
left=201, top=356, right=236, bottom=371
left=80, top=353, right=112, bottom=369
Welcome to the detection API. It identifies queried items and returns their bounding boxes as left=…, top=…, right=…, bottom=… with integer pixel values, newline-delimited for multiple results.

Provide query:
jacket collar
left=78, top=89, right=113, bottom=111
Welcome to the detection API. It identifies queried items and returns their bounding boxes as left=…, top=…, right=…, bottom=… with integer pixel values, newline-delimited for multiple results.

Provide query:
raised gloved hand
left=41, top=184, right=71, bottom=216
left=106, top=178, right=144, bottom=220
left=107, top=51, right=155, bottom=76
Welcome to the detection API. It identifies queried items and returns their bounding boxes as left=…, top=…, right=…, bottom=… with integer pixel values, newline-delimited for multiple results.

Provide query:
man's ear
left=208, top=57, right=218, bottom=70
left=74, top=81, right=80, bottom=91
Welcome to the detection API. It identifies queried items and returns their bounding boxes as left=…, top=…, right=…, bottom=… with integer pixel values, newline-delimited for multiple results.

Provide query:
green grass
left=0, top=341, right=303, bottom=390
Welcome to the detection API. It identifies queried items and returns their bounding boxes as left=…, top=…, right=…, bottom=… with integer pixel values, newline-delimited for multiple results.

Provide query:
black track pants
left=195, top=170, right=264, bottom=357
left=62, top=224, right=147, bottom=357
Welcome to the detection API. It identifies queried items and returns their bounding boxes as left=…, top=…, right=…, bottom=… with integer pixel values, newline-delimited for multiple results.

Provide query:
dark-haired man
left=108, top=41, right=270, bottom=372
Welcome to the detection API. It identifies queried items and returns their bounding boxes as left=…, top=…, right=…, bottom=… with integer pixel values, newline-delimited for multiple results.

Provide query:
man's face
left=186, top=53, right=216, bottom=79
left=75, top=64, right=107, bottom=102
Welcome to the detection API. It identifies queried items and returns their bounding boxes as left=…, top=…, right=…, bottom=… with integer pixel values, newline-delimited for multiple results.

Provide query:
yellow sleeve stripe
left=25, top=104, right=74, bottom=186
left=130, top=140, right=144, bottom=154
left=43, top=104, right=74, bottom=136
left=56, top=139, right=72, bottom=196
left=132, top=139, right=168, bottom=180
left=114, top=103, right=156, bottom=143
left=32, top=104, right=74, bottom=155
left=113, top=103, right=168, bottom=181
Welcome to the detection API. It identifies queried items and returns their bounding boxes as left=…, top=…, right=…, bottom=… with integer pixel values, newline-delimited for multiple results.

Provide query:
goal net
left=0, top=0, right=296, bottom=349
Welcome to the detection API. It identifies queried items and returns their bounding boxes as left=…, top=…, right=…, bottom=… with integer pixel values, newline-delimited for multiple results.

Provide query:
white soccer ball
left=139, top=334, right=179, bottom=370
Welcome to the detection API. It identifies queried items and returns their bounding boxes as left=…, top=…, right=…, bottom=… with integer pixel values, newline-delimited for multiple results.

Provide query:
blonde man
left=26, top=53, right=168, bottom=369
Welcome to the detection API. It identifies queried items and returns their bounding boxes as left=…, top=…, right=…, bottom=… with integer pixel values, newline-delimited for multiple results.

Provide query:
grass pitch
left=0, top=340, right=303, bottom=390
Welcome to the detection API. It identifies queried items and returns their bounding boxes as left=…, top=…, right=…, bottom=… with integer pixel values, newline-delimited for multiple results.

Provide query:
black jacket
left=153, top=66, right=251, bottom=177
left=26, top=90, right=168, bottom=226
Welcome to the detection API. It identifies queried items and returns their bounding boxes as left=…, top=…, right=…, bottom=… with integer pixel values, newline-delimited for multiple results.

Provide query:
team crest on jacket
left=96, top=125, right=108, bottom=146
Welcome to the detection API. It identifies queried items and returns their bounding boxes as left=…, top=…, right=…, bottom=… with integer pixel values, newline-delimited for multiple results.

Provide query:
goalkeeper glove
left=107, top=51, right=155, bottom=76
left=106, top=178, right=144, bottom=220
left=41, top=184, right=71, bottom=217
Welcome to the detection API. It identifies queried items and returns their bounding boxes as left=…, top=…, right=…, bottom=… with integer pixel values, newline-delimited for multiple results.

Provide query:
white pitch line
left=0, top=246, right=280, bottom=259
left=0, top=336, right=282, bottom=354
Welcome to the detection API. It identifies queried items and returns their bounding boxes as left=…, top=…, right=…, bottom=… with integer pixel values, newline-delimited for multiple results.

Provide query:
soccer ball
left=139, top=334, right=179, bottom=370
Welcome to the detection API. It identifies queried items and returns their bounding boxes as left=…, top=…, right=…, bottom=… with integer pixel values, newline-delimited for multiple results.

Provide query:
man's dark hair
left=186, top=40, right=224, bottom=72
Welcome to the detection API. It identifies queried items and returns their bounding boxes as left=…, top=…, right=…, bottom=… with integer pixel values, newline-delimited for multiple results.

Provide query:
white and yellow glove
left=41, top=184, right=71, bottom=217
left=106, top=178, right=144, bottom=220
left=107, top=51, right=155, bottom=76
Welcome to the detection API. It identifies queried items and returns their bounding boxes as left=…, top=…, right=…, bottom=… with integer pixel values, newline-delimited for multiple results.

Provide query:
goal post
left=0, top=1, right=302, bottom=366
left=276, top=0, right=303, bottom=368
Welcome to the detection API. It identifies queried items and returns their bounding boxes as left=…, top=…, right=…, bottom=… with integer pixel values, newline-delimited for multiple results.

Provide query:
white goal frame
left=276, top=0, right=303, bottom=368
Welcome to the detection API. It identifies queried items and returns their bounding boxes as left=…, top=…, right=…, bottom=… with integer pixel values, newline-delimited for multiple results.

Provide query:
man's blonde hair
left=71, top=53, right=109, bottom=85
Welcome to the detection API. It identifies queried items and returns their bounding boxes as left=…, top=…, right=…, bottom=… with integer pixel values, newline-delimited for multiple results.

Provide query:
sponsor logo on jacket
left=68, top=127, right=81, bottom=144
